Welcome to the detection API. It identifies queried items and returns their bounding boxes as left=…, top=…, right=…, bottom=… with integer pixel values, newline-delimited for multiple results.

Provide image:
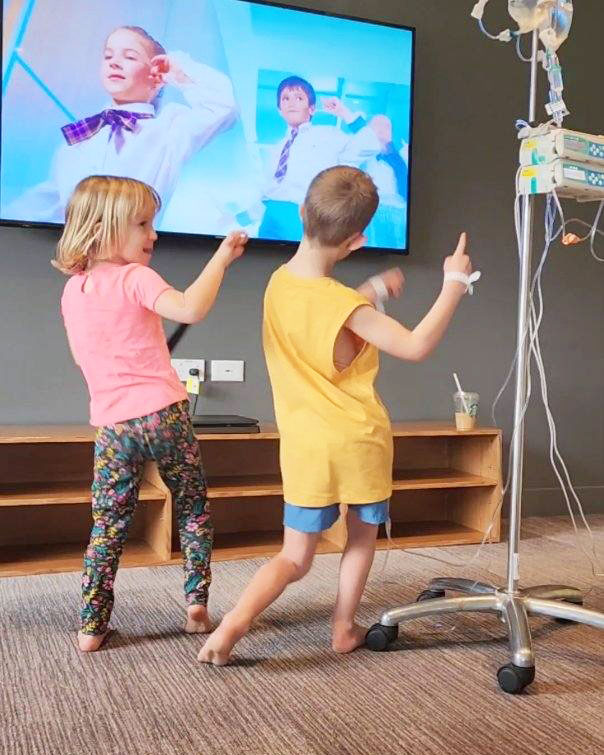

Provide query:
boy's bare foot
left=184, top=604, right=213, bottom=634
left=197, top=613, right=248, bottom=666
left=331, top=622, right=368, bottom=654
left=77, top=630, right=110, bottom=652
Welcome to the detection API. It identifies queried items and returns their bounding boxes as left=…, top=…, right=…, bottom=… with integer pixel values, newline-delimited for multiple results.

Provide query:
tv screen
left=1, top=0, right=414, bottom=251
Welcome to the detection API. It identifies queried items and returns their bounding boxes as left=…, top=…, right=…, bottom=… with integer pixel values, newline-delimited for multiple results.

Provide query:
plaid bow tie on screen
left=274, top=126, right=299, bottom=181
left=61, top=109, right=154, bottom=152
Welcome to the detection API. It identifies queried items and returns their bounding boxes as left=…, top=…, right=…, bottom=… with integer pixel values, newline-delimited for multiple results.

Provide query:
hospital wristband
left=368, top=275, right=389, bottom=312
left=444, top=270, right=481, bottom=295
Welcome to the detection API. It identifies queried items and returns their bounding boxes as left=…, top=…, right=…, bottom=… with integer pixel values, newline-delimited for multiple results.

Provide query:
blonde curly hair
left=52, top=175, right=161, bottom=275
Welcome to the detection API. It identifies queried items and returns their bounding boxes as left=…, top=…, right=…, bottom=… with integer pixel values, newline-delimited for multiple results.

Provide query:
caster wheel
left=497, top=663, right=535, bottom=694
left=554, top=599, right=583, bottom=624
left=365, top=623, right=398, bottom=651
left=416, top=589, right=445, bottom=602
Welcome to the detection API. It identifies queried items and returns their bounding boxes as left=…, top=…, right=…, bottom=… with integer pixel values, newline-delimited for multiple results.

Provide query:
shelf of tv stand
left=376, top=520, right=485, bottom=550
left=205, top=468, right=496, bottom=500
left=171, top=530, right=341, bottom=564
left=0, top=422, right=502, bottom=576
left=0, top=539, right=166, bottom=578
left=0, top=480, right=165, bottom=507
left=206, top=474, right=283, bottom=499
left=393, top=468, right=497, bottom=490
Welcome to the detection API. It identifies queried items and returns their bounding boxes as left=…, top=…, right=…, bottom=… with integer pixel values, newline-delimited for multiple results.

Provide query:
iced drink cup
left=454, top=391, right=479, bottom=431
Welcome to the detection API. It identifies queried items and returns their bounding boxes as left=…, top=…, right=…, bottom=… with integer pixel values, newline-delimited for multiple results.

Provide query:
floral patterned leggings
left=80, top=400, right=212, bottom=636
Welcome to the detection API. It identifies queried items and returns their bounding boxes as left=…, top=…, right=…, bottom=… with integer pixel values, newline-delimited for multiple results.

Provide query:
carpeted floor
left=1, top=516, right=603, bottom=755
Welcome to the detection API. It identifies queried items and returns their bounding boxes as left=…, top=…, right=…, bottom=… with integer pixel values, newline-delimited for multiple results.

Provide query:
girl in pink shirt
left=53, top=175, right=247, bottom=651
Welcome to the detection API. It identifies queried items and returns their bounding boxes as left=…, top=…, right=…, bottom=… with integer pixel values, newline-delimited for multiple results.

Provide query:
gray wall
left=1, top=1, right=603, bottom=517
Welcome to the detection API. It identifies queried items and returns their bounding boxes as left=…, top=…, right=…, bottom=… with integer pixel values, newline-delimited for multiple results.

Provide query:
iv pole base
left=365, top=579, right=603, bottom=694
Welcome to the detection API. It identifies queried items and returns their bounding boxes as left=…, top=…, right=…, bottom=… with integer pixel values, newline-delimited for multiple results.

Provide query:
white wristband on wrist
left=368, top=275, right=389, bottom=312
left=444, top=270, right=482, bottom=295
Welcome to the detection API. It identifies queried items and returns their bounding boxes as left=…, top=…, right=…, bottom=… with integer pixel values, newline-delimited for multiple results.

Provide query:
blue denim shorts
left=283, top=501, right=390, bottom=533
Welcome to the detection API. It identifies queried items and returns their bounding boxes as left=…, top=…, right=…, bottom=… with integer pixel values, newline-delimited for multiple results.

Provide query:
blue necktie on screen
left=274, top=127, right=299, bottom=182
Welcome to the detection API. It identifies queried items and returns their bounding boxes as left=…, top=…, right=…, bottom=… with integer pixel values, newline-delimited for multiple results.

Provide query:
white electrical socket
left=171, top=358, right=205, bottom=382
left=210, top=359, right=244, bottom=382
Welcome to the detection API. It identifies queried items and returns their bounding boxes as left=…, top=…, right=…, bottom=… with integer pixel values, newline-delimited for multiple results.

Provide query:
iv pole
left=366, top=29, right=604, bottom=695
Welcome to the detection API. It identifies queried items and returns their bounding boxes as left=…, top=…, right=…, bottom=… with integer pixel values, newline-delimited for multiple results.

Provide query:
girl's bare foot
left=197, top=613, right=248, bottom=666
left=77, top=630, right=110, bottom=652
left=331, top=622, right=368, bottom=654
left=184, top=604, right=213, bottom=634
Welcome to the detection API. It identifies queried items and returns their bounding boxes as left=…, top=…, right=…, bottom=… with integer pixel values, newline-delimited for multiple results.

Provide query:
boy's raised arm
left=346, top=233, right=472, bottom=362
left=157, top=52, right=237, bottom=151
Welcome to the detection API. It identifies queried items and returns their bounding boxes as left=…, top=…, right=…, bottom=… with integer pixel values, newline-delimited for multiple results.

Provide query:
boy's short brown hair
left=303, top=166, right=379, bottom=246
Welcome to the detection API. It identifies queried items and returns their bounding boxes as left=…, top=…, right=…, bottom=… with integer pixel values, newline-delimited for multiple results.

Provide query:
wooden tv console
left=0, top=423, right=502, bottom=577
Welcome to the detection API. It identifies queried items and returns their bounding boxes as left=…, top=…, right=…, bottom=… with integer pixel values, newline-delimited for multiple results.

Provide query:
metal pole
left=506, top=29, right=540, bottom=594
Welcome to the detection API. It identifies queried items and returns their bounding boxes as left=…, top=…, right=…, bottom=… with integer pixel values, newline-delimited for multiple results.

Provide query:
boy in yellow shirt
left=199, top=166, right=474, bottom=665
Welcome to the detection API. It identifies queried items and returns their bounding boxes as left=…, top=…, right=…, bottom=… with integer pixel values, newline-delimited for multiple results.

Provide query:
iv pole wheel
left=416, top=589, right=446, bottom=602
left=497, top=663, right=535, bottom=695
left=366, top=623, right=399, bottom=651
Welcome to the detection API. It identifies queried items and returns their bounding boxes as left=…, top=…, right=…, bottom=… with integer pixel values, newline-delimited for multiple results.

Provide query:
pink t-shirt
left=61, top=262, right=187, bottom=426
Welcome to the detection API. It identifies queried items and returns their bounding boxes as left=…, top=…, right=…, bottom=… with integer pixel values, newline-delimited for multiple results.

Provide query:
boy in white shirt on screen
left=256, top=75, right=384, bottom=242
left=5, top=26, right=236, bottom=224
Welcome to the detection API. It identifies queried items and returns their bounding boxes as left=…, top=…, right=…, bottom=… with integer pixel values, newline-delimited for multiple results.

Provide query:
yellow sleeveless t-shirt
left=263, top=265, right=393, bottom=508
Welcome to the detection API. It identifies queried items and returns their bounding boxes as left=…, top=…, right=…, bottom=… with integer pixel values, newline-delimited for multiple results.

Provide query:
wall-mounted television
left=1, top=0, right=414, bottom=252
